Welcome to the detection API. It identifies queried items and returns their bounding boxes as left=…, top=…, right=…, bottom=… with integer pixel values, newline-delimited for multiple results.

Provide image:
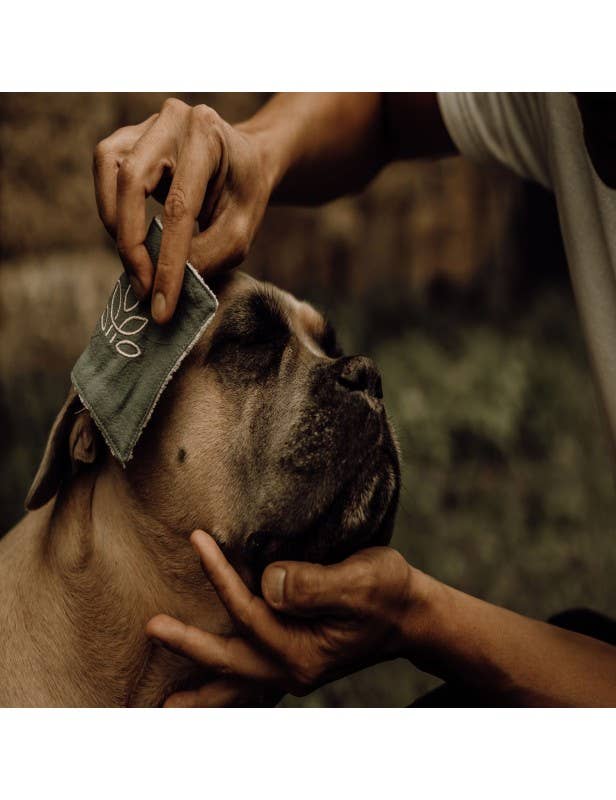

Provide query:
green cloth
left=72, top=216, right=218, bottom=464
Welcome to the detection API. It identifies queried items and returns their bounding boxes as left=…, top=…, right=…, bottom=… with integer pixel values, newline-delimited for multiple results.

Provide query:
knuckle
left=358, top=557, right=378, bottom=588
left=116, top=156, right=141, bottom=188
left=152, top=253, right=178, bottom=283
left=92, top=138, right=113, bottom=169
left=388, top=548, right=408, bottom=574
left=190, top=103, right=218, bottom=132
left=152, top=262, right=171, bottom=287
left=162, top=96, right=188, bottom=116
left=351, top=559, right=379, bottom=606
left=164, top=186, right=188, bottom=222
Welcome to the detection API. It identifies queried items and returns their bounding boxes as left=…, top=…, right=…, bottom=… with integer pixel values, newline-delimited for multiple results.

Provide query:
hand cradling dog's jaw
left=2, top=270, right=400, bottom=706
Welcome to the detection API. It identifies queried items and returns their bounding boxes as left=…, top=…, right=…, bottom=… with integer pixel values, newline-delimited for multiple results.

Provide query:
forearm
left=236, top=92, right=386, bottom=203
left=236, top=92, right=455, bottom=205
left=405, top=569, right=616, bottom=706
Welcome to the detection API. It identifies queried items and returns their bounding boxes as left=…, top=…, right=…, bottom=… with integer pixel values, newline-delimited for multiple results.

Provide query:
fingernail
left=264, top=567, right=286, bottom=606
left=149, top=616, right=181, bottom=640
left=190, top=530, right=208, bottom=551
left=152, top=291, right=166, bottom=322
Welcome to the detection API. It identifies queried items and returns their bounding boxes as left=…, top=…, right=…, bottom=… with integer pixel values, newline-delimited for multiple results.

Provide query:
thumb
left=262, top=561, right=349, bottom=618
left=189, top=213, right=248, bottom=278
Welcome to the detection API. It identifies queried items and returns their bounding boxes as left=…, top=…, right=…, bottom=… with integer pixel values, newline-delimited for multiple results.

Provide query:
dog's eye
left=206, top=290, right=291, bottom=372
left=205, top=321, right=291, bottom=380
left=208, top=324, right=286, bottom=356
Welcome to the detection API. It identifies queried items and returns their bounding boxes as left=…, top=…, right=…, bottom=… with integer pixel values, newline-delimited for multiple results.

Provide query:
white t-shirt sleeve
left=438, top=93, right=552, bottom=189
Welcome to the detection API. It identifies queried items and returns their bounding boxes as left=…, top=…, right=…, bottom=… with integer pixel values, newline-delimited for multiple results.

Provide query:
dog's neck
left=0, top=465, right=230, bottom=707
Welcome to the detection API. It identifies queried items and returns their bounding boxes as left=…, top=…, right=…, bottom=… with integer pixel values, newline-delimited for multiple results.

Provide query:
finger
left=152, top=119, right=218, bottom=323
left=115, top=125, right=174, bottom=297
left=189, top=531, right=288, bottom=651
left=261, top=559, right=356, bottom=617
left=93, top=115, right=158, bottom=240
left=164, top=678, right=249, bottom=708
left=146, top=614, right=285, bottom=684
left=189, top=212, right=249, bottom=277
left=164, top=679, right=279, bottom=708
left=115, top=118, right=182, bottom=297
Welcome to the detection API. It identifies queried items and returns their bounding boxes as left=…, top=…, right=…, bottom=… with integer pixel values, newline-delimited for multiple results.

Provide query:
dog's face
left=27, top=272, right=400, bottom=583
left=122, top=271, right=400, bottom=577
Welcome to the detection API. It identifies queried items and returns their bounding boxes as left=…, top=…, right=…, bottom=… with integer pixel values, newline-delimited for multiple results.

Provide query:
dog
left=0, top=271, right=400, bottom=706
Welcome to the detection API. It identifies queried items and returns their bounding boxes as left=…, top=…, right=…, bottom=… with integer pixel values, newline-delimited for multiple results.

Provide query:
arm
left=238, top=92, right=456, bottom=204
left=93, top=93, right=455, bottom=322
left=407, top=571, right=616, bottom=706
left=147, top=532, right=616, bottom=707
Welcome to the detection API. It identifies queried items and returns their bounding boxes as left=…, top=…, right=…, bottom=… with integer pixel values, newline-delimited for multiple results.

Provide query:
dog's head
left=27, top=272, right=400, bottom=580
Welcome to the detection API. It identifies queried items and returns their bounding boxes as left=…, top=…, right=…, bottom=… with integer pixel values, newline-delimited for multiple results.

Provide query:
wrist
left=397, top=565, right=449, bottom=667
left=397, top=569, right=519, bottom=694
left=235, top=118, right=289, bottom=199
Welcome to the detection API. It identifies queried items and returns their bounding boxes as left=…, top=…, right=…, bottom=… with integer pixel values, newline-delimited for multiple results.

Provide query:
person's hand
left=146, top=530, right=424, bottom=707
left=93, top=98, right=272, bottom=323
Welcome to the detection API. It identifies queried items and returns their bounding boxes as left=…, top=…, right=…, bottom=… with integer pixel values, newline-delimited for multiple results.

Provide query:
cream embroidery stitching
left=100, top=279, right=149, bottom=359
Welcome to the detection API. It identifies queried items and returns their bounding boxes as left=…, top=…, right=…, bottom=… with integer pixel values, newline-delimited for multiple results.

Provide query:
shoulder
left=438, top=93, right=557, bottom=188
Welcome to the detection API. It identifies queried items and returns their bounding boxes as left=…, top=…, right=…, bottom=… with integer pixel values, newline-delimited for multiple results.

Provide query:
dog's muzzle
left=247, top=354, right=400, bottom=577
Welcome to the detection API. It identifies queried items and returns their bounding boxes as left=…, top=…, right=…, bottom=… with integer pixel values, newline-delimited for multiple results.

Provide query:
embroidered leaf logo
left=100, top=279, right=149, bottom=359
left=123, top=287, right=139, bottom=313
left=111, top=280, right=122, bottom=320
left=117, top=316, right=148, bottom=335
left=116, top=340, right=142, bottom=358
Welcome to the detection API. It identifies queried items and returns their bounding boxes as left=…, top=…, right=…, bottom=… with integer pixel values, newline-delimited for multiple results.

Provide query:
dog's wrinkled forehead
left=193, top=271, right=340, bottom=360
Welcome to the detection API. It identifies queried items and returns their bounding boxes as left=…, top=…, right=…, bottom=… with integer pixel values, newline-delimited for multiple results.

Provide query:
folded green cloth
left=72, top=217, right=218, bottom=464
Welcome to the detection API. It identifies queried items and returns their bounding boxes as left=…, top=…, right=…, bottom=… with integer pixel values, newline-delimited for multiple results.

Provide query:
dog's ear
left=25, top=387, right=101, bottom=511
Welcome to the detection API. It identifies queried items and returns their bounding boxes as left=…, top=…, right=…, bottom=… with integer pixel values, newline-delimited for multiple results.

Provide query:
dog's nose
left=336, top=356, right=383, bottom=399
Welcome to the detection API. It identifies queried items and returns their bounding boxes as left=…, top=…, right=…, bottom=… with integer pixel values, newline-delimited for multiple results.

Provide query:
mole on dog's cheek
left=178, top=447, right=187, bottom=464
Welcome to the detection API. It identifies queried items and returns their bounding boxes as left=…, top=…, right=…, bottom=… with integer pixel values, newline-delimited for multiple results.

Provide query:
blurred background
left=1, top=93, right=615, bottom=706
